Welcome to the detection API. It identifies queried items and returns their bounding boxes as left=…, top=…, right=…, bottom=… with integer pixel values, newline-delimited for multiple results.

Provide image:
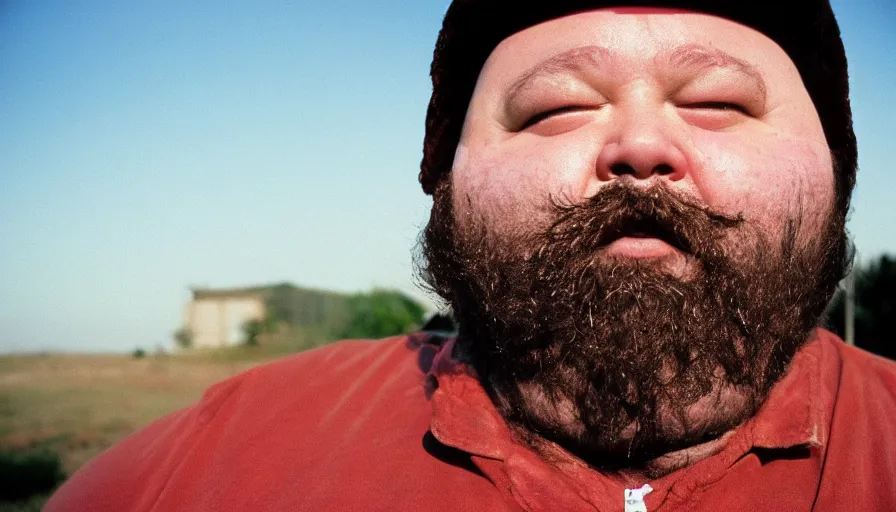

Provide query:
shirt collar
left=748, top=329, right=837, bottom=450
left=428, top=330, right=835, bottom=464
left=428, top=337, right=512, bottom=460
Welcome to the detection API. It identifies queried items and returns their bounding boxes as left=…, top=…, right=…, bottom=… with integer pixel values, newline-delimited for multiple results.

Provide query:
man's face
left=452, top=8, right=833, bottom=258
left=421, top=9, right=847, bottom=472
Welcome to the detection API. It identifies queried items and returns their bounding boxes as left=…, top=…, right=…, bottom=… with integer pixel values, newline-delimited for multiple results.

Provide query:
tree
left=263, top=283, right=352, bottom=340
left=173, top=327, right=194, bottom=350
left=340, top=290, right=426, bottom=340
left=242, top=319, right=264, bottom=347
left=827, top=254, right=896, bottom=360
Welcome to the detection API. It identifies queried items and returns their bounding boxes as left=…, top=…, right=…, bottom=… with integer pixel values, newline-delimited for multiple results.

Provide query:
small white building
left=183, top=287, right=266, bottom=348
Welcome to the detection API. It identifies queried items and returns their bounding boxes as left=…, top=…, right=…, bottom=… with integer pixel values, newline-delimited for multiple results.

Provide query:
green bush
left=132, top=348, right=147, bottom=359
left=0, top=492, right=51, bottom=512
left=242, top=319, right=264, bottom=346
left=173, top=327, right=194, bottom=350
left=0, top=451, right=65, bottom=503
left=340, top=290, right=426, bottom=340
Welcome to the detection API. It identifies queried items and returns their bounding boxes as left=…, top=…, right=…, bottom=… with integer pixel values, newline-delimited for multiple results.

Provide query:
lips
left=598, top=217, right=691, bottom=254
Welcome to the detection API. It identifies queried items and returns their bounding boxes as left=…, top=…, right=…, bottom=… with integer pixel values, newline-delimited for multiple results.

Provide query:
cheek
left=452, top=135, right=599, bottom=229
left=692, top=131, right=834, bottom=234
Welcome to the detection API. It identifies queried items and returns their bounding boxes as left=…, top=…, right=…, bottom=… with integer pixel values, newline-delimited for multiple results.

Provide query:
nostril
left=610, top=163, right=637, bottom=176
left=596, top=141, right=689, bottom=182
left=654, top=164, right=674, bottom=175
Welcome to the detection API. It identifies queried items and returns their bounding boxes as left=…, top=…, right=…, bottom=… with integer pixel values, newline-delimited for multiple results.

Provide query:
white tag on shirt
left=624, top=484, right=654, bottom=512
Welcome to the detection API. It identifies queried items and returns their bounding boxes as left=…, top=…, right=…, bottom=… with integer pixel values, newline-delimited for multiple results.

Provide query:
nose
left=595, top=108, right=689, bottom=182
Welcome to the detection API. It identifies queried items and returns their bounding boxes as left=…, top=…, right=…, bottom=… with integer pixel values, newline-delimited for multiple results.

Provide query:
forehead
left=479, top=9, right=799, bottom=87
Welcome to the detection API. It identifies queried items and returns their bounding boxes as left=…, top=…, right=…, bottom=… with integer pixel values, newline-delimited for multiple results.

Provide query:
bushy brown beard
left=418, top=178, right=849, bottom=471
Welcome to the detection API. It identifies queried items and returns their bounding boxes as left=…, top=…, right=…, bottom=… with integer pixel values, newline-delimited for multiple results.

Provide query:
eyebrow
left=666, top=43, right=767, bottom=99
left=506, top=45, right=613, bottom=105
left=505, top=43, right=767, bottom=105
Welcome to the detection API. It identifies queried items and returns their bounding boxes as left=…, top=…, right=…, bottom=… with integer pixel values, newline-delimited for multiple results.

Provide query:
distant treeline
left=253, top=283, right=427, bottom=345
left=826, top=254, right=895, bottom=360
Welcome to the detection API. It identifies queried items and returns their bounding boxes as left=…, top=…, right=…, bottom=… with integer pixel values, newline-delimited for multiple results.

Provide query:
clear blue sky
left=1, top=1, right=894, bottom=353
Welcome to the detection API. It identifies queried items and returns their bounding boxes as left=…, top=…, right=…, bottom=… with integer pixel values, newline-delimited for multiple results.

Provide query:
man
left=47, top=2, right=896, bottom=511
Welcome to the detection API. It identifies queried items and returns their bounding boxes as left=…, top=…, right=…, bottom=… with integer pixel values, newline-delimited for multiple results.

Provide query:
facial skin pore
left=433, top=9, right=840, bottom=478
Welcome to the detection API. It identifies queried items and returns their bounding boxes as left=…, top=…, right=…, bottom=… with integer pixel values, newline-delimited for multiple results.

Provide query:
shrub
left=173, top=327, right=194, bottom=350
left=341, top=290, right=426, bottom=340
left=0, top=451, right=65, bottom=502
left=242, top=319, right=264, bottom=346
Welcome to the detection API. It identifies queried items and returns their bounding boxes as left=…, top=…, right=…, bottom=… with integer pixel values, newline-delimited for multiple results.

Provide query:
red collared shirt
left=46, top=329, right=896, bottom=511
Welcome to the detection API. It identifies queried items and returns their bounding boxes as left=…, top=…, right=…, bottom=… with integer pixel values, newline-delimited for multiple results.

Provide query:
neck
left=488, top=374, right=759, bottom=480
left=618, top=430, right=735, bottom=481
left=452, top=335, right=762, bottom=480
left=513, top=423, right=736, bottom=483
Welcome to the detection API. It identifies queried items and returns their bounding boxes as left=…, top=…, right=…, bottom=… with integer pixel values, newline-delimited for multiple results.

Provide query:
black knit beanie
left=420, top=1, right=857, bottom=215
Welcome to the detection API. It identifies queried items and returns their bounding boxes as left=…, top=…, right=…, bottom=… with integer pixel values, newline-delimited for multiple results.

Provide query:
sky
left=1, top=1, right=894, bottom=353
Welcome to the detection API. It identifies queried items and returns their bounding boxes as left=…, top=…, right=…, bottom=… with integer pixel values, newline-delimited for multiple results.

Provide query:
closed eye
left=520, top=105, right=593, bottom=130
left=680, top=101, right=750, bottom=115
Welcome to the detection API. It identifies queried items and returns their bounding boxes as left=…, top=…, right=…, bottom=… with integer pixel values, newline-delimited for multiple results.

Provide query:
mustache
left=540, top=182, right=744, bottom=257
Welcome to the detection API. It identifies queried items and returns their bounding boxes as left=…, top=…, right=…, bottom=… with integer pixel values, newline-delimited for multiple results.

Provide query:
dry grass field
left=0, top=349, right=281, bottom=509
left=0, top=351, right=267, bottom=474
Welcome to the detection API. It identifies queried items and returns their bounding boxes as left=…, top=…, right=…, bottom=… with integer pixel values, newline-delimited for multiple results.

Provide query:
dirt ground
left=0, top=352, right=265, bottom=475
